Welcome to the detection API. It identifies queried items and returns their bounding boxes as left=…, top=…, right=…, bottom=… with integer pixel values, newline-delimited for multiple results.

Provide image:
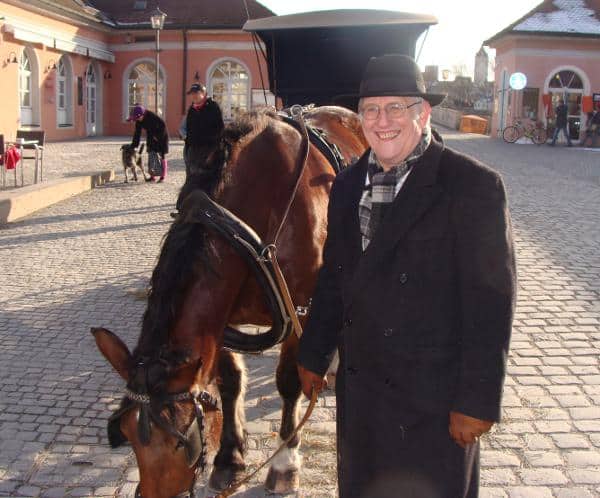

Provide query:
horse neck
left=167, top=238, right=249, bottom=373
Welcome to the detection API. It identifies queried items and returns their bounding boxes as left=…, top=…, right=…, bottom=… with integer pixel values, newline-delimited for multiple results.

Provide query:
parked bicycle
left=502, top=119, right=547, bottom=145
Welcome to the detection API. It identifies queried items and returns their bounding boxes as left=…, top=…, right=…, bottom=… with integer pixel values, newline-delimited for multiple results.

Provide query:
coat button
left=383, top=328, right=393, bottom=337
left=344, top=318, right=352, bottom=327
left=337, top=264, right=343, bottom=271
left=399, top=273, right=408, bottom=284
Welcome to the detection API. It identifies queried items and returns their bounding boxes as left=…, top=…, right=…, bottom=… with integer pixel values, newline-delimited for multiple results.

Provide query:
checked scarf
left=359, top=127, right=431, bottom=250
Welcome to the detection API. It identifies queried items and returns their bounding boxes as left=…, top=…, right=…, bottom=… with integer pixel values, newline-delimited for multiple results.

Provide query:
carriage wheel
left=531, top=128, right=547, bottom=145
left=502, top=126, right=520, bottom=143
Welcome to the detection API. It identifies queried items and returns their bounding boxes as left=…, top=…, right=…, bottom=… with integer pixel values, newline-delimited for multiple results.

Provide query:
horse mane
left=135, top=109, right=280, bottom=357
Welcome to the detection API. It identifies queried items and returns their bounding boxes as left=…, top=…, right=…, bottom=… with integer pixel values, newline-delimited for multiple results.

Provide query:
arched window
left=127, top=61, right=164, bottom=118
left=56, top=56, right=73, bottom=127
left=549, top=70, right=583, bottom=90
left=209, top=60, right=249, bottom=120
left=19, top=51, right=33, bottom=125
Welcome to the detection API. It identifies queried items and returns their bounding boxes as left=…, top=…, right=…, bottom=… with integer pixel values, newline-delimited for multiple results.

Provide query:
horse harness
left=107, top=356, right=219, bottom=498
left=185, top=105, right=347, bottom=354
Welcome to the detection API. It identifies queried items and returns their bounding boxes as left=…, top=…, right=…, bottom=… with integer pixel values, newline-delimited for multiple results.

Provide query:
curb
left=0, top=169, right=114, bottom=224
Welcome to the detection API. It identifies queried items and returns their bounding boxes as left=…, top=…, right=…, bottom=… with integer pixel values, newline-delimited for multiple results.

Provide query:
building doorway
left=19, top=51, right=33, bottom=126
left=547, top=69, right=585, bottom=142
left=85, top=64, right=97, bottom=136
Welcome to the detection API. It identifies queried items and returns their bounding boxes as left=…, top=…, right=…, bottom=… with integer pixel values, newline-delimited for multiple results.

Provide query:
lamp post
left=150, top=7, right=167, bottom=116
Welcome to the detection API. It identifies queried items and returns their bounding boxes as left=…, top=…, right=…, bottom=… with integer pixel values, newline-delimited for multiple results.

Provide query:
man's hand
left=297, top=364, right=327, bottom=399
left=449, top=411, right=494, bottom=448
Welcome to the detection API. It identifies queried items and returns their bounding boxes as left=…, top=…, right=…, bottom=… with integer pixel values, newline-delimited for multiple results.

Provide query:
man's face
left=191, top=90, right=207, bottom=103
left=359, top=96, right=431, bottom=171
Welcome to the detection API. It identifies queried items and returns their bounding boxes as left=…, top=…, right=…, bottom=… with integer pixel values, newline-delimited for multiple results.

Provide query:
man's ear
left=419, top=100, right=433, bottom=127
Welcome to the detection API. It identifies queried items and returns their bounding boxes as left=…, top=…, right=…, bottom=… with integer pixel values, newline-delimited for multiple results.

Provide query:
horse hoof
left=208, top=466, right=245, bottom=492
left=264, top=467, right=299, bottom=495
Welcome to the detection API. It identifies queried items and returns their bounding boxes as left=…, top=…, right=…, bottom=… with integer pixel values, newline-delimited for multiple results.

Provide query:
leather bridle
left=107, top=359, right=219, bottom=498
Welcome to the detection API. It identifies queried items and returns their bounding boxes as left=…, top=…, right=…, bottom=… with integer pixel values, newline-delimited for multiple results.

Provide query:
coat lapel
left=348, top=137, right=445, bottom=294
left=342, top=154, right=369, bottom=269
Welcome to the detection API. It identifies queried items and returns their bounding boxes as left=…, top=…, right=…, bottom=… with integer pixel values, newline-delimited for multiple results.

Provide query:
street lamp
left=150, top=6, right=166, bottom=116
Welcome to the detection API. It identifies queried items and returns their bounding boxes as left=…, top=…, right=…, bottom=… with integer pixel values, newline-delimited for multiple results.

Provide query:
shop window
left=522, top=88, right=539, bottom=120
left=209, top=60, right=249, bottom=120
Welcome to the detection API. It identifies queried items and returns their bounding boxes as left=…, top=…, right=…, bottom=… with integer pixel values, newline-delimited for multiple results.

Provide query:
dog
left=120, top=143, right=149, bottom=183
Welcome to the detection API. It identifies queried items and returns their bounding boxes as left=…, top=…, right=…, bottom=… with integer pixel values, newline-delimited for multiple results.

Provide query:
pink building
left=486, top=0, right=600, bottom=143
left=0, top=0, right=274, bottom=141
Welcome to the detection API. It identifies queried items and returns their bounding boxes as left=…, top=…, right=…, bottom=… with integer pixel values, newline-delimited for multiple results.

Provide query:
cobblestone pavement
left=0, top=130, right=599, bottom=497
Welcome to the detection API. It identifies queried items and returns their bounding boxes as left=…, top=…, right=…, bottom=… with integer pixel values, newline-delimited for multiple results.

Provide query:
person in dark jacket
left=550, top=98, right=572, bottom=146
left=128, top=104, right=169, bottom=182
left=173, top=83, right=225, bottom=214
left=297, top=54, right=516, bottom=498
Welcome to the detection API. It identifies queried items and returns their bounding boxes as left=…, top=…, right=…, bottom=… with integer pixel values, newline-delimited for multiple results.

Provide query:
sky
left=258, top=0, right=543, bottom=78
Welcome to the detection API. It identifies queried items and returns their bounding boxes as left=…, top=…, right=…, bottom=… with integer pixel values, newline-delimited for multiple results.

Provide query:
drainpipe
left=182, top=28, right=188, bottom=115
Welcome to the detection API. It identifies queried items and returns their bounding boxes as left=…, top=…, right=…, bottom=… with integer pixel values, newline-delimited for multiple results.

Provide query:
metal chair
left=16, top=130, right=45, bottom=183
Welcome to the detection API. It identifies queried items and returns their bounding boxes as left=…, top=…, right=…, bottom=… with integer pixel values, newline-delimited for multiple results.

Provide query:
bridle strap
left=122, top=387, right=218, bottom=498
left=271, top=104, right=311, bottom=246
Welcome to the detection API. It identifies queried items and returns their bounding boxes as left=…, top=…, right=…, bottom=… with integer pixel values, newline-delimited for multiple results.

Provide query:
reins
left=266, top=104, right=311, bottom=341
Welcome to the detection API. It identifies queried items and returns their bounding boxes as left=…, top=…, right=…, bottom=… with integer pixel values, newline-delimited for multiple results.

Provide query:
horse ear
left=91, top=327, right=132, bottom=381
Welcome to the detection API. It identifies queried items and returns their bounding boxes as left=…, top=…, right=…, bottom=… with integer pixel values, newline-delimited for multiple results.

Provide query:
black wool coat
left=298, top=134, right=516, bottom=497
left=132, top=110, right=169, bottom=156
left=185, top=98, right=224, bottom=147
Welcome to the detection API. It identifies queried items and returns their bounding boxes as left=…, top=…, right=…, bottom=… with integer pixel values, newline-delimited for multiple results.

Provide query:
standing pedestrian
left=128, top=104, right=170, bottom=182
left=297, top=54, right=516, bottom=498
left=174, top=83, right=224, bottom=214
left=550, top=98, right=572, bottom=146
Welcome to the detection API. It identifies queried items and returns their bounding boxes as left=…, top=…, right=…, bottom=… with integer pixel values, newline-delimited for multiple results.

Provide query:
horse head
left=92, top=327, right=222, bottom=498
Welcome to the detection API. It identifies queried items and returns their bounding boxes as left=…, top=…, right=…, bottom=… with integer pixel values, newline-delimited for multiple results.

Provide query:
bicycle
left=502, top=119, right=547, bottom=145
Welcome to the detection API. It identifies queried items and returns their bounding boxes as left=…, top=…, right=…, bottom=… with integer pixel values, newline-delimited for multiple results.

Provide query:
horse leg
left=124, top=165, right=129, bottom=183
left=208, top=349, right=247, bottom=491
left=265, top=337, right=302, bottom=494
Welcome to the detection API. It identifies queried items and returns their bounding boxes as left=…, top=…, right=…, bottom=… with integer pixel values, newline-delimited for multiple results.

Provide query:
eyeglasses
left=359, top=100, right=423, bottom=121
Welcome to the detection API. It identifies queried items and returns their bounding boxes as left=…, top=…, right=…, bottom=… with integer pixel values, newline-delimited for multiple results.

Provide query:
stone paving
left=0, top=130, right=599, bottom=497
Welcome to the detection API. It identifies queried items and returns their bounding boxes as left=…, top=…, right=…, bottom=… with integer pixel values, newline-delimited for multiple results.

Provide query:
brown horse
left=92, top=106, right=367, bottom=498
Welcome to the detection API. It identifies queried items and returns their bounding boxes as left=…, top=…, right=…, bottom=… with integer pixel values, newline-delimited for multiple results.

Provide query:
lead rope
left=215, top=388, right=318, bottom=498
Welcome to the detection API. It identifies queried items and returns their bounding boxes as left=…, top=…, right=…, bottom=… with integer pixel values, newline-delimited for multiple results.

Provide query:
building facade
left=0, top=0, right=274, bottom=141
left=486, top=0, right=600, bottom=142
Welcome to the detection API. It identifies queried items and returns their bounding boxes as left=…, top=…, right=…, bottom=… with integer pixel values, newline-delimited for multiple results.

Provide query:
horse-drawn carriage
left=93, top=10, right=437, bottom=498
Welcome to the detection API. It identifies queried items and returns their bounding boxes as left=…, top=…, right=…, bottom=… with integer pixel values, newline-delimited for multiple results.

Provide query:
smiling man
left=297, top=54, right=516, bottom=497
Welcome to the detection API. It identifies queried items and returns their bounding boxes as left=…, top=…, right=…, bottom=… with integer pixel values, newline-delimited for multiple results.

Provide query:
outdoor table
left=4, top=138, right=39, bottom=187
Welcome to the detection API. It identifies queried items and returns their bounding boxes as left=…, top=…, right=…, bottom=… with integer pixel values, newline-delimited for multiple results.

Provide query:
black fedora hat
left=335, top=54, right=446, bottom=110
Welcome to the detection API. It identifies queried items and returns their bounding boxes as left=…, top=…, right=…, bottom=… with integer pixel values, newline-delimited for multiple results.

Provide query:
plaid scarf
left=359, top=127, right=431, bottom=250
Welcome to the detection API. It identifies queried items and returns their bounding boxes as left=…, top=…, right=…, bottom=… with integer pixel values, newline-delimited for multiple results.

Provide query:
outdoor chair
left=16, top=130, right=45, bottom=183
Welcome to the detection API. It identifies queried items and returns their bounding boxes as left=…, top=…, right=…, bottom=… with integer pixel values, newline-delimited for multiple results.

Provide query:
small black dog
left=120, top=143, right=149, bottom=183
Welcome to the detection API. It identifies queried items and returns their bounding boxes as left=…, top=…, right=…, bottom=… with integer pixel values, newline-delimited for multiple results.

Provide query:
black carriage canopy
left=243, top=9, right=438, bottom=109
